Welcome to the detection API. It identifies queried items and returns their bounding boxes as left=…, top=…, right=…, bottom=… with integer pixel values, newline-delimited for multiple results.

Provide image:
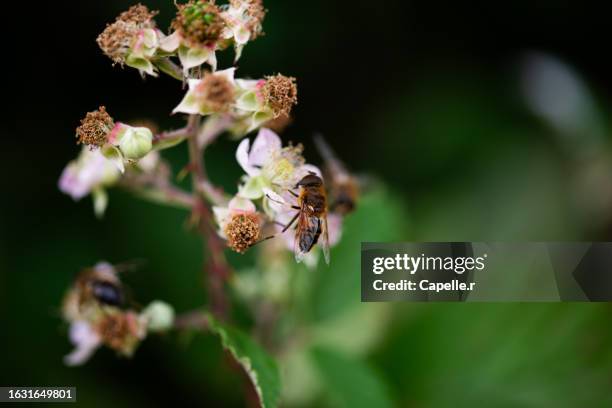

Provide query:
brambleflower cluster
left=58, top=5, right=355, bottom=398
left=62, top=262, right=173, bottom=366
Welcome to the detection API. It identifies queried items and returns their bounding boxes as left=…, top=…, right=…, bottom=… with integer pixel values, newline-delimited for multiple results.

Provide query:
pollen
left=76, top=106, right=115, bottom=148
left=198, top=72, right=235, bottom=112
left=172, top=0, right=225, bottom=47
left=224, top=213, right=261, bottom=254
left=97, top=4, right=158, bottom=65
left=262, top=74, right=298, bottom=118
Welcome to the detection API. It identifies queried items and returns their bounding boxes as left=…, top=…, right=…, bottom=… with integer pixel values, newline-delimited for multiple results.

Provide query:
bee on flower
left=62, top=262, right=174, bottom=366
left=97, top=3, right=163, bottom=77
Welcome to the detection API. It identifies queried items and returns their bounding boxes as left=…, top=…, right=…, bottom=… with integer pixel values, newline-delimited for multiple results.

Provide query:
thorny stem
left=186, top=114, right=232, bottom=320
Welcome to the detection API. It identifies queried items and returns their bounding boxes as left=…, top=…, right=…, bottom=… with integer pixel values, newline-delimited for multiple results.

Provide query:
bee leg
left=281, top=212, right=300, bottom=233
left=288, top=190, right=299, bottom=197
left=265, top=193, right=300, bottom=210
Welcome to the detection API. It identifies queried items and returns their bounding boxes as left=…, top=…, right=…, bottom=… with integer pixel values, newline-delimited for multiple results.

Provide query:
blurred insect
left=263, top=173, right=331, bottom=264
left=314, top=134, right=359, bottom=216
left=73, top=261, right=143, bottom=308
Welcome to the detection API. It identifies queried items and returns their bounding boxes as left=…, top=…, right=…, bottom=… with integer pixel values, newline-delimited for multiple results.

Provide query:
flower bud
left=142, top=301, right=175, bottom=332
left=116, top=125, right=153, bottom=160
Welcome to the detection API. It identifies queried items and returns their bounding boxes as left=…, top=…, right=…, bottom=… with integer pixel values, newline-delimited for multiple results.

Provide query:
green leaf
left=207, top=316, right=281, bottom=408
left=310, top=346, right=394, bottom=408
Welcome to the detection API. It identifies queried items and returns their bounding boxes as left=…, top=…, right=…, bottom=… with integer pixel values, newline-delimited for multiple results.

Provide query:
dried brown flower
left=262, top=74, right=298, bottom=118
left=224, top=213, right=261, bottom=253
left=172, top=0, right=225, bottom=47
left=229, top=0, right=267, bottom=40
left=97, top=4, right=158, bottom=64
left=76, top=106, right=115, bottom=147
left=97, top=311, right=142, bottom=355
left=198, top=72, right=236, bottom=111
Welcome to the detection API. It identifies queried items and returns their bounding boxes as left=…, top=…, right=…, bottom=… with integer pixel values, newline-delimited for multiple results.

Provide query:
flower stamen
left=262, top=74, right=298, bottom=118
left=76, top=106, right=115, bottom=148
left=172, top=0, right=225, bottom=48
left=224, top=213, right=261, bottom=253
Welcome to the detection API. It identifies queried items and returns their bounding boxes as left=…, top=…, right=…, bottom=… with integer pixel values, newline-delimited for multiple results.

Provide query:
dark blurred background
left=3, top=0, right=612, bottom=406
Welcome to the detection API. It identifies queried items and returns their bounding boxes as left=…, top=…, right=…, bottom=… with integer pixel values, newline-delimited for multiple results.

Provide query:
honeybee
left=313, top=134, right=359, bottom=216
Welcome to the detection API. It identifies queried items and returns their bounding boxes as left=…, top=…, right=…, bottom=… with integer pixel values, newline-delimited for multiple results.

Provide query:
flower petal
left=239, top=175, right=268, bottom=199
left=249, top=128, right=282, bottom=167
left=228, top=196, right=256, bottom=212
left=160, top=31, right=181, bottom=52
left=236, top=138, right=259, bottom=176
left=64, top=321, right=102, bottom=367
left=178, top=45, right=211, bottom=71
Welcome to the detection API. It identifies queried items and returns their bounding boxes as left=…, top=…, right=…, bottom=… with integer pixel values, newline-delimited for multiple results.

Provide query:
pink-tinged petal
left=160, top=31, right=181, bottom=52
left=228, top=196, right=256, bottom=213
left=59, top=162, right=89, bottom=200
left=64, top=321, right=102, bottom=367
left=236, top=138, right=259, bottom=176
left=234, top=25, right=250, bottom=45
left=249, top=128, right=282, bottom=167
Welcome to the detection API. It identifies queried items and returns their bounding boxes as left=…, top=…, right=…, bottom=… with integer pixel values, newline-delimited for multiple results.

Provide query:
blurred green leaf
left=310, top=188, right=409, bottom=322
left=311, top=346, right=394, bottom=408
left=208, top=316, right=281, bottom=408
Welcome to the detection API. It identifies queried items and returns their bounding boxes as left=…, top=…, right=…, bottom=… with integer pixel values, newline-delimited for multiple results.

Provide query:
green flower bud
left=142, top=300, right=175, bottom=332
left=117, top=125, right=153, bottom=160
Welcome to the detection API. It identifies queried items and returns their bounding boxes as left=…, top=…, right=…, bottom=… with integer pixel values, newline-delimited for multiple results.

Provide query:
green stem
left=153, top=57, right=184, bottom=81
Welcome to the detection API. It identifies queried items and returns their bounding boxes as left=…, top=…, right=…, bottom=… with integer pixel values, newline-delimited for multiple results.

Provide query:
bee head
left=297, top=173, right=323, bottom=188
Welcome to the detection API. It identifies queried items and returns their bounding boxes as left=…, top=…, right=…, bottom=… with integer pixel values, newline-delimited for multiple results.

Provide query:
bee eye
left=92, top=281, right=123, bottom=306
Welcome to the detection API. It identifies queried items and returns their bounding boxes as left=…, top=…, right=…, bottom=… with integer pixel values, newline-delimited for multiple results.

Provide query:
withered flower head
left=97, top=4, right=158, bottom=65
left=262, top=74, right=298, bottom=118
left=198, top=71, right=236, bottom=111
left=76, top=106, right=115, bottom=148
left=117, top=3, right=158, bottom=26
left=230, top=0, right=266, bottom=40
left=96, top=311, right=142, bottom=354
left=224, top=213, right=261, bottom=253
left=172, top=0, right=225, bottom=47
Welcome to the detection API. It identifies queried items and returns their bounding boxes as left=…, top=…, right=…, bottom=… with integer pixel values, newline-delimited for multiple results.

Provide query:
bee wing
left=294, top=213, right=319, bottom=264
left=321, top=215, right=331, bottom=265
